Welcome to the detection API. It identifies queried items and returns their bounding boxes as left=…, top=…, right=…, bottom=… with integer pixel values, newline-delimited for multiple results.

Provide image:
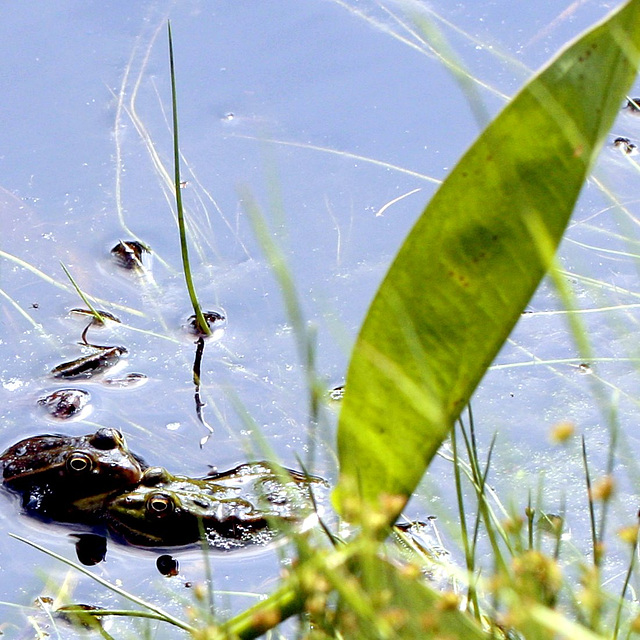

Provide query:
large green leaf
left=335, top=0, right=640, bottom=519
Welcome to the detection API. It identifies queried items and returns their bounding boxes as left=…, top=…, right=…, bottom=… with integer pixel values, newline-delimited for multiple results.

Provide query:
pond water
left=1, top=0, right=640, bottom=636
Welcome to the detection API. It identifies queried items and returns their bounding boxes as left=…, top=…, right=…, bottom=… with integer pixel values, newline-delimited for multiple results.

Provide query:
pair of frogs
left=0, top=428, right=326, bottom=549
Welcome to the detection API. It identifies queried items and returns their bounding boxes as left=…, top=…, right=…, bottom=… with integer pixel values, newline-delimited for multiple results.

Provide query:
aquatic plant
left=241, top=0, right=640, bottom=636
left=168, top=21, right=211, bottom=337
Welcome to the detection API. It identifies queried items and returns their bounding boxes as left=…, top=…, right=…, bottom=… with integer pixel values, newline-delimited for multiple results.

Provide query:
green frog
left=0, top=428, right=146, bottom=523
left=105, top=462, right=328, bottom=549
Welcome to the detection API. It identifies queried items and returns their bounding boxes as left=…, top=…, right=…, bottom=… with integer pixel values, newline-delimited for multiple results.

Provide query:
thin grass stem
left=451, top=421, right=480, bottom=619
left=167, top=21, right=210, bottom=336
left=526, top=491, right=534, bottom=551
left=582, top=437, right=600, bottom=568
left=598, top=396, right=620, bottom=545
left=612, top=535, right=637, bottom=640
left=60, top=262, right=106, bottom=325
left=239, top=187, right=322, bottom=463
left=9, top=534, right=195, bottom=633
left=551, top=495, right=566, bottom=562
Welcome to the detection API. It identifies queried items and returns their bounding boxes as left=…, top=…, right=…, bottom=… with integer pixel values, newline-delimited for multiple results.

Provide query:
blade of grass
left=451, top=421, right=480, bottom=620
left=582, top=437, right=600, bottom=568
left=60, top=262, right=106, bottom=326
left=167, top=21, right=210, bottom=336
left=239, top=187, right=326, bottom=469
left=9, top=534, right=195, bottom=633
left=612, top=533, right=637, bottom=640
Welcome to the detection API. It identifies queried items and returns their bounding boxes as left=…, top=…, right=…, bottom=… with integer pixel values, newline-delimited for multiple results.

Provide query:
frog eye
left=66, top=452, right=94, bottom=474
left=146, top=492, right=174, bottom=517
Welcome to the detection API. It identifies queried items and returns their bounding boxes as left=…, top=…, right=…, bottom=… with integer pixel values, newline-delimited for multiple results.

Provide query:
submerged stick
left=193, top=335, right=214, bottom=446
left=167, top=21, right=210, bottom=336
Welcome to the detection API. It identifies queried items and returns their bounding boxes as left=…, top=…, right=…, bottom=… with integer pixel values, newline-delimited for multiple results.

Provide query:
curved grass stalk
left=328, top=0, right=510, bottom=102
left=0, top=288, right=44, bottom=333
left=112, top=26, right=142, bottom=242
left=0, top=249, right=145, bottom=317
left=109, top=18, right=174, bottom=273
left=231, top=133, right=442, bottom=184
left=9, top=534, right=195, bottom=633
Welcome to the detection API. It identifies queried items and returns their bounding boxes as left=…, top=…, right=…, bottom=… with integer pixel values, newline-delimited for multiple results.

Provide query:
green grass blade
left=334, top=0, right=640, bottom=520
left=9, top=534, right=195, bottom=633
left=167, top=21, right=210, bottom=336
left=60, top=262, right=105, bottom=325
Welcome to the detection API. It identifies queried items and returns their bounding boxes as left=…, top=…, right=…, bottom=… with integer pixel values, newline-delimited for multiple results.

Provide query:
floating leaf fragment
left=102, top=372, right=148, bottom=388
left=51, top=346, right=127, bottom=380
left=55, top=604, right=104, bottom=631
left=69, top=308, right=121, bottom=324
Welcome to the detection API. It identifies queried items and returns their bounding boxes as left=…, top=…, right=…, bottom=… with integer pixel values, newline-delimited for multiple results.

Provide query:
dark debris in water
left=51, top=346, right=127, bottom=380
left=329, top=385, right=344, bottom=401
left=613, top=137, right=637, bottom=155
left=37, top=388, right=91, bottom=419
left=73, top=533, right=107, bottom=566
left=157, top=553, right=180, bottom=576
left=625, top=97, right=640, bottom=113
left=110, top=240, right=151, bottom=270
left=69, top=307, right=121, bottom=325
left=185, top=309, right=227, bottom=339
left=102, top=372, right=148, bottom=388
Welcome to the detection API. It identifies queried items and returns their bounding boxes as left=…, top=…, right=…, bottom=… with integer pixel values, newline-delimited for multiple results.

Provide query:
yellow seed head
left=589, top=475, right=615, bottom=501
left=618, top=524, right=639, bottom=546
left=550, top=420, right=575, bottom=443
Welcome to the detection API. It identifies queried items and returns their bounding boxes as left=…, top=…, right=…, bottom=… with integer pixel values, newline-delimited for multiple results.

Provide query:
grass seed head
left=589, top=475, right=615, bottom=501
left=550, top=420, right=575, bottom=443
left=617, top=524, right=639, bottom=546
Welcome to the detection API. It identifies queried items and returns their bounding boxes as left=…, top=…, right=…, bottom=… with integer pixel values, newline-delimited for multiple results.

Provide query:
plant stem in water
left=167, top=21, right=210, bottom=336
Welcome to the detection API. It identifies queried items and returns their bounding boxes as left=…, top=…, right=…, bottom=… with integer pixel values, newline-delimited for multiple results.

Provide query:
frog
left=0, top=428, right=146, bottom=523
left=105, top=462, right=328, bottom=549
left=110, top=240, right=150, bottom=270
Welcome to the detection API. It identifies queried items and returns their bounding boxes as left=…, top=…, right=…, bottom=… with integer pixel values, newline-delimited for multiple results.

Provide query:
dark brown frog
left=0, top=428, right=146, bottom=523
